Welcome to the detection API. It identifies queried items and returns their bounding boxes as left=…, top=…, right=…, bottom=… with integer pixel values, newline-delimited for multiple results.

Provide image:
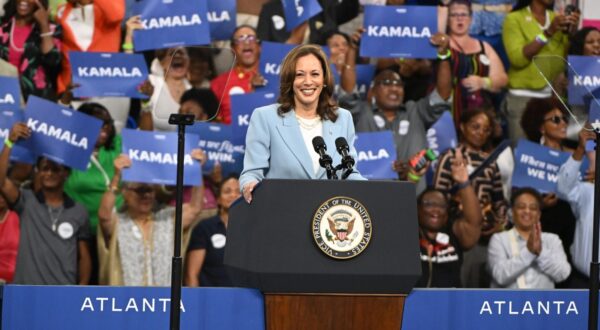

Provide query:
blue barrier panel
left=402, top=289, right=595, bottom=330
left=1, top=285, right=264, bottom=330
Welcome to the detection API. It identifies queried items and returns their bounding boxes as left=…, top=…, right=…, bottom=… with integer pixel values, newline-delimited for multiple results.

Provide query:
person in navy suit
left=240, top=44, right=365, bottom=203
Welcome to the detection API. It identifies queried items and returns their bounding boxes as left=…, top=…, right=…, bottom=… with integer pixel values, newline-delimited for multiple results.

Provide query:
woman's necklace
left=9, top=17, right=33, bottom=53
left=295, top=115, right=321, bottom=130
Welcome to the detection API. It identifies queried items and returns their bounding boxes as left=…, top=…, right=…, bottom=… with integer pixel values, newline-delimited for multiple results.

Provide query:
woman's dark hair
left=512, top=0, right=531, bottom=11
left=2, top=0, right=49, bottom=23
left=187, top=47, right=217, bottom=81
left=230, top=24, right=260, bottom=46
left=277, top=44, right=338, bottom=121
left=520, top=97, right=568, bottom=143
left=569, top=27, right=600, bottom=55
left=459, top=108, right=496, bottom=149
left=216, top=174, right=239, bottom=197
left=323, top=30, right=351, bottom=47
left=417, top=187, right=448, bottom=206
left=510, top=187, right=542, bottom=208
left=179, top=88, right=218, bottom=120
left=77, top=102, right=116, bottom=150
left=448, top=0, right=473, bottom=15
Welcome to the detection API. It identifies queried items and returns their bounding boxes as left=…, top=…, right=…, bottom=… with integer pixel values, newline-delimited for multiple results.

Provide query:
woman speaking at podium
left=240, top=44, right=365, bottom=203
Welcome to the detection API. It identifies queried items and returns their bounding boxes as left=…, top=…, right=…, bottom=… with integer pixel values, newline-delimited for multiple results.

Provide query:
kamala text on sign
left=133, top=0, right=210, bottom=52
left=567, top=55, right=600, bottom=105
left=360, top=5, right=437, bottom=59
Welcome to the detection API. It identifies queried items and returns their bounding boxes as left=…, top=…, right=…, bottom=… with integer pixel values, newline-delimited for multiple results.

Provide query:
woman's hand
left=461, top=75, right=486, bottom=92
left=190, top=148, right=207, bottom=166
left=137, top=80, right=154, bottom=98
left=541, top=193, right=558, bottom=208
left=59, top=81, right=81, bottom=105
left=450, top=148, right=469, bottom=184
left=242, top=181, right=258, bottom=204
left=250, top=73, right=267, bottom=88
left=126, top=15, right=143, bottom=35
left=113, top=154, right=132, bottom=173
left=8, top=122, right=31, bottom=143
left=32, top=0, right=50, bottom=27
left=430, top=32, right=450, bottom=54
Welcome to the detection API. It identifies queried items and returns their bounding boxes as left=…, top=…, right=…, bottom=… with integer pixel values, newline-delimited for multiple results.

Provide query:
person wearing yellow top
left=501, top=0, right=579, bottom=145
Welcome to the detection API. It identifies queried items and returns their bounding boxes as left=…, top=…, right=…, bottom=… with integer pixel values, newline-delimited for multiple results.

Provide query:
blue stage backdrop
left=1, top=285, right=264, bottom=330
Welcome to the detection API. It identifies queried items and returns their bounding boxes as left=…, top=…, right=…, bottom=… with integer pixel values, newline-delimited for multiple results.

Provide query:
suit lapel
left=276, top=111, right=315, bottom=178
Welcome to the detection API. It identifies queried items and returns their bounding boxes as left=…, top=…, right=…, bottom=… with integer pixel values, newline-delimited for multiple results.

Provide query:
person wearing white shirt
left=488, top=187, right=571, bottom=288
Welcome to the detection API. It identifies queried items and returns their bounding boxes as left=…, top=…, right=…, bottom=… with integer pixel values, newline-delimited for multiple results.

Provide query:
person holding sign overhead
left=240, top=44, right=364, bottom=203
left=0, top=122, right=92, bottom=285
left=97, top=150, right=204, bottom=286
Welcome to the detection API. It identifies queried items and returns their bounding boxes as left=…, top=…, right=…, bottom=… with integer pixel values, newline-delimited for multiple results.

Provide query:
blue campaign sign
left=187, top=122, right=245, bottom=176
left=402, top=289, right=592, bottom=329
left=1, top=285, right=265, bottom=330
left=587, top=101, right=600, bottom=151
left=0, top=76, right=21, bottom=110
left=258, top=41, right=296, bottom=93
left=354, top=131, right=397, bottom=179
left=133, top=0, right=211, bottom=52
left=332, top=64, right=376, bottom=100
left=207, top=0, right=236, bottom=41
left=230, top=91, right=278, bottom=145
left=0, top=109, right=35, bottom=163
left=21, top=96, right=102, bottom=170
left=121, top=129, right=202, bottom=186
left=511, top=139, right=584, bottom=193
left=360, top=5, right=437, bottom=59
left=70, top=52, right=149, bottom=99
left=567, top=55, right=600, bottom=106
left=427, top=111, right=457, bottom=158
left=281, top=0, right=323, bottom=31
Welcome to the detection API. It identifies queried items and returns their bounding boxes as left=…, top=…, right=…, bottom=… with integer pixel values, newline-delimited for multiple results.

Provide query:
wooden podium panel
left=265, top=294, right=406, bottom=330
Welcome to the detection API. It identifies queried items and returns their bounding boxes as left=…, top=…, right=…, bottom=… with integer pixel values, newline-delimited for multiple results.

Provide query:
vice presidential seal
left=312, top=196, right=372, bottom=259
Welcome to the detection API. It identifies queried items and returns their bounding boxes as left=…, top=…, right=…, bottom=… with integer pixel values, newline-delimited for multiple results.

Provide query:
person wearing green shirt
left=501, top=0, right=579, bottom=145
left=64, top=102, right=123, bottom=284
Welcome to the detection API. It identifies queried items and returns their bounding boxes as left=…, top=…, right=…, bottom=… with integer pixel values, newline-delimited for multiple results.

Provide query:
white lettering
left=125, top=298, right=139, bottom=312
left=26, top=118, right=88, bottom=149
left=142, top=14, right=202, bottom=30
left=479, top=301, right=492, bottom=315
left=573, top=75, right=600, bottom=87
left=78, top=66, right=143, bottom=78
left=567, top=301, right=579, bottom=314
left=128, top=149, right=194, bottom=165
left=207, top=11, right=230, bottom=23
left=81, top=297, right=94, bottom=311
left=357, top=149, right=390, bottom=161
left=366, top=25, right=431, bottom=38
left=0, top=94, right=15, bottom=104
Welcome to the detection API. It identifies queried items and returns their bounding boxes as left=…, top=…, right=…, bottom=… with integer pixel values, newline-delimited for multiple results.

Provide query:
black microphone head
left=335, top=137, right=349, bottom=152
left=312, top=136, right=326, bottom=152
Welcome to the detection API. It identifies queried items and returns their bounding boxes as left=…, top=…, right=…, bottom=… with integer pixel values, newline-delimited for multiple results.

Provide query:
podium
left=225, top=179, right=421, bottom=329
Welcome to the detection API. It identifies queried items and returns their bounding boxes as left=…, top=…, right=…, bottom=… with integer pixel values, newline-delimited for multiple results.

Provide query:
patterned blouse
left=0, top=18, right=62, bottom=101
left=433, top=144, right=508, bottom=241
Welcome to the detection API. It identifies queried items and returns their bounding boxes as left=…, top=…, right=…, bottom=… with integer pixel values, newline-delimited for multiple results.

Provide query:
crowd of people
left=0, top=0, right=599, bottom=291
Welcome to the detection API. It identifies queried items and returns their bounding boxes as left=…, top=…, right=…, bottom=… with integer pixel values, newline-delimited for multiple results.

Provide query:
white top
left=65, top=4, right=95, bottom=51
left=147, top=74, right=192, bottom=131
left=296, top=115, right=323, bottom=175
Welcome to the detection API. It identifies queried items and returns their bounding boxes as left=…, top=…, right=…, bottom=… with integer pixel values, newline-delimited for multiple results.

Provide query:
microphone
left=312, top=136, right=337, bottom=180
left=335, top=137, right=355, bottom=171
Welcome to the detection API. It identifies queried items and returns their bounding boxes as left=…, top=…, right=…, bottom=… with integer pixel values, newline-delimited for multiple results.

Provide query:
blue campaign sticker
left=360, top=5, right=437, bottom=59
left=187, top=122, right=245, bottom=176
left=567, top=55, right=600, bottom=106
left=354, top=131, right=397, bottom=179
left=207, top=0, right=236, bottom=41
left=257, top=41, right=296, bottom=93
left=281, top=0, right=322, bottom=31
left=121, top=129, right=202, bottom=186
left=21, top=96, right=102, bottom=170
left=230, top=91, right=278, bottom=145
left=0, top=76, right=21, bottom=111
left=133, top=0, right=211, bottom=51
left=512, top=139, right=588, bottom=193
left=0, top=109, right=35, bottom=163
left=70, top=52, right=149, bottom=98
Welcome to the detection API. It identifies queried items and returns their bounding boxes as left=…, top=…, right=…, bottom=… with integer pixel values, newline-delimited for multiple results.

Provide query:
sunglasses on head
left=375, top=79, right=403, bottom=87
left=544, top=115, right=569, bottom=124
left=233, top=34, right=258, bottom=45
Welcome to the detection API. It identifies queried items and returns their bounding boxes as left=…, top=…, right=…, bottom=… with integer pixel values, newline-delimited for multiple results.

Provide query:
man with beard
left=340, top=34, right=452, bottom=193
left=210, top=25, right=266, bottom=124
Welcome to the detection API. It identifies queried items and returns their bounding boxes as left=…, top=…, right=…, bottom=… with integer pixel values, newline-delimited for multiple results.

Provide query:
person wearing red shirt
left=0, top=194, right=20, bottom=283
left=211, top=25, right=265, bottom=124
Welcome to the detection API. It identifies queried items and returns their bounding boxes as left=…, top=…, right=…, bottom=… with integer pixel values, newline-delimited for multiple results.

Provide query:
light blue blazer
left=239, top=103, right=365, bottom=189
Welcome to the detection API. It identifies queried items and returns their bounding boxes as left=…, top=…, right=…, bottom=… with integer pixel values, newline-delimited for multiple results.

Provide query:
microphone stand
left=589, top=129, right=600, bottom=330
left=168, top=113, right=194, bottom=330
left=321, top=155, right=338, bottom=180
